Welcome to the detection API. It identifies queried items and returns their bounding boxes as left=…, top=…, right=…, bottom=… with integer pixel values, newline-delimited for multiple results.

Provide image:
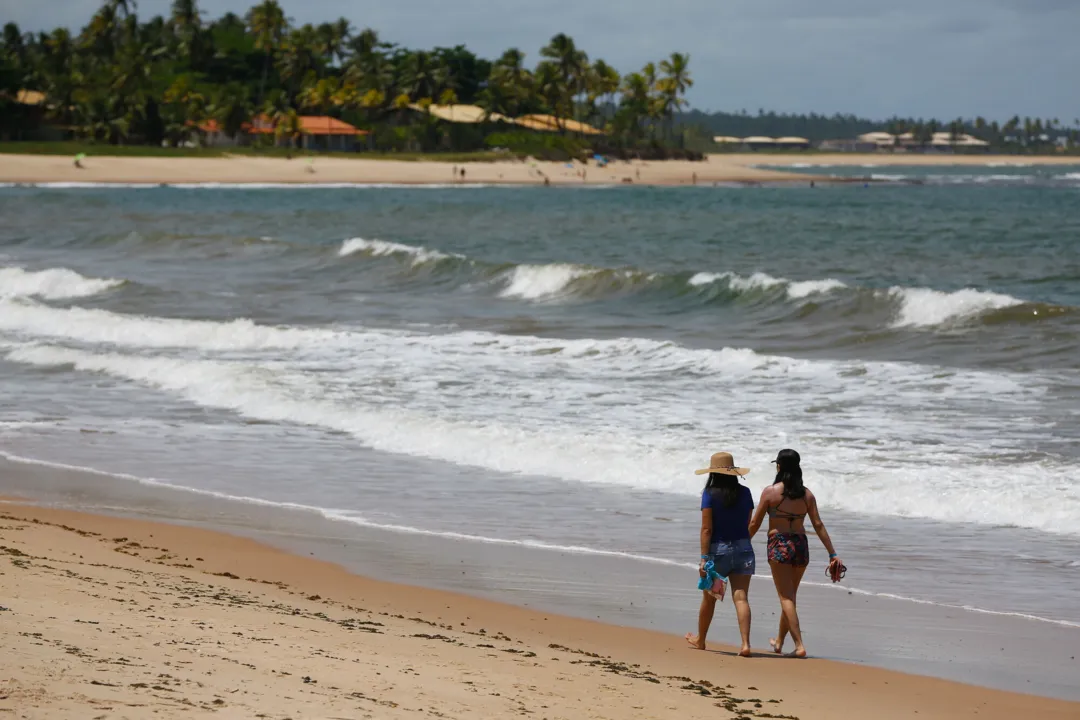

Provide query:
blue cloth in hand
left=697, top=559, right=727, bottom=593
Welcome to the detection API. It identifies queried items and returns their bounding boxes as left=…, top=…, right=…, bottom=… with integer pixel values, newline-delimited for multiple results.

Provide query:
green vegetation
left=0, top=140, right=507, bottom=162
left=0, top=0, right=700, bottom=160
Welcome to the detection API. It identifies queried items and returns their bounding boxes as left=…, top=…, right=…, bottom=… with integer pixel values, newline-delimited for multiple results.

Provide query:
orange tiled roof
left=246, top=114, right=367, bottom=136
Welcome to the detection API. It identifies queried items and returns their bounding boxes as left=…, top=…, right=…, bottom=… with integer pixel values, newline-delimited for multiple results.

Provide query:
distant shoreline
left=0, top=153, right=825, bottom=186
left=0, top=153, right=1075, bottom=189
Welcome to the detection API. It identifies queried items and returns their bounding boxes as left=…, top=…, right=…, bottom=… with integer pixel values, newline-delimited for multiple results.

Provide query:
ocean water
left=2, top=167, right=1080, bottom=637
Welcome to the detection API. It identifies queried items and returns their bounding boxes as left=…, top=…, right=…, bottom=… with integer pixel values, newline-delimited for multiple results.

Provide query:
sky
left=4, top=0, right=1079, bottom=123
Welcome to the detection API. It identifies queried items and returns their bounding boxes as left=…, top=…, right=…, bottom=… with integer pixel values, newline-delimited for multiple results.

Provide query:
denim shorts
left=709, top=538, right=756, bottom=577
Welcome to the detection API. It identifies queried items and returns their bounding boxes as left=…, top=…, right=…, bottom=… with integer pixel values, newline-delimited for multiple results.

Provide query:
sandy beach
left=0, top=153, right=814, bottom=186
left=2, top=500, right=1077, bottom=720
left=0, top=151, right=1076, bottom=187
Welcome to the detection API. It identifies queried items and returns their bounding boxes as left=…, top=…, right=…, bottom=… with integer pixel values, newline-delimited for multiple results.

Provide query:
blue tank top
left=701, top=485, right=754, bottom=544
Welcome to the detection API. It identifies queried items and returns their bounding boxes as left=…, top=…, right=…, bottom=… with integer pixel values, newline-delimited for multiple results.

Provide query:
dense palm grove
left=0, top=0, right=696, bottom=156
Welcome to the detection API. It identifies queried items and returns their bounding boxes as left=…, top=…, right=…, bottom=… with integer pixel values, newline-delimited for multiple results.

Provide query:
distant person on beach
left=460, top=167, right=466, bottom=182
left=748, top=449, right=843, bottom=658
left=686, top=452, right=755, bottom=657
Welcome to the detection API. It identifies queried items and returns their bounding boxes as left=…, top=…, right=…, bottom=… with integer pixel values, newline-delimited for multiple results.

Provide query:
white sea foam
left=0, top=266, right=123, bottom=300
left=3, top=296, right=1074, bottom=538
left=725, top=271, right=787, bottom=292
left=688, top=271, right=847, bottom=300
left=887, top=286, right=1024, bottom=328
left=3, top=447, right=1077, bottom=628
left=337, top=237, right=459, bottom=264
left=498, top=264, right=592, bottom=300
left=1055, top=173, right=1080, bottom=181
left=786, top=278, right=849, bottom=299
left=0, top=300, right=354, bottom=350
left=687, top=272, right=725, bottom=287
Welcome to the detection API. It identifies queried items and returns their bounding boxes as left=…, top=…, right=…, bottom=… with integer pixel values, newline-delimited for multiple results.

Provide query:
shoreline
left=3, top=499, right=1078, bottom=720
left=2, top=444, right=1079, bottom=704
left=0, top=152, right=1076, bottom=189
left=0, top=153, right=824, bottom=186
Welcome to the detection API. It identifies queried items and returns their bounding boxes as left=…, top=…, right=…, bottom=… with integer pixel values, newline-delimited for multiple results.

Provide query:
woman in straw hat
left=748, top=448, right=843, bottom=658
left=685, top=451, right=756, bottom=657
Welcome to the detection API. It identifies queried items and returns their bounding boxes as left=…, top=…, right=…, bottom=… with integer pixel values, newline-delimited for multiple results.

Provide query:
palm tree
left=659, top=52, right=691, bottom=144
left=39, top=28, right=75, bottom=126
left=974, top=116, right=987, bottom=139
left=169, top=0, right=202, bottom=65
left=316, top=19, right=350, bottom=66
left=615, top=71, right=650, bottom=143
left=480, top=48, right=534, bottom=118
left=246, top=0, right=287, bottom=110
left=399, top=50, right=447, bottom=103
left=533, top=60, right=564, bottom=121
left=589, top=59, right=620, bottom=124
left=539, top=33, right=587, bottom=131
left=948, top=118, right=964, bottom=145
left=209, top=82, right=251, bottom=140
left=273, top=107, right=300, bottom=147
left=277, top=24, right=321, bottom=100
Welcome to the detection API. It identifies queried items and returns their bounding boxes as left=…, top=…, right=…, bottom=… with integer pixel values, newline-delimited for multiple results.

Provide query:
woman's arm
left=748, top=488, right=769, bottom=538
left=806, top=490, right=838, bottom=558
left=699, top=508, right=713, bottom=557
left=699, top=508, right=713, bottom=577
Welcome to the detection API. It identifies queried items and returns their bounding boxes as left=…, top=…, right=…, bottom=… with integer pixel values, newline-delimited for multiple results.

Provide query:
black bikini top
left=768, top=496, right=807, bottom=522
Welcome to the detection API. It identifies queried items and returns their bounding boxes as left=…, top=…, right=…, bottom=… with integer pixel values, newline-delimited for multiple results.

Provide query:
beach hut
left=226, top=114, right=369, bottom=151
left=741, top=136, right=777, bottom=151
left=857, top=132, right=896, bottom=148
left=930, top=132, right=990, bottom=150
left=515, top=114, right=605, bottom=135
left=409, top=104, right=510, bottom=125
left=712, top=136, right=742, bottom=145
left=775, top=136, right=811, bottom=150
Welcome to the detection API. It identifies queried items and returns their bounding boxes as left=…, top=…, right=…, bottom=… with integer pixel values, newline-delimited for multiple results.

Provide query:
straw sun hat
left=694, top=451, right=750, bottom=476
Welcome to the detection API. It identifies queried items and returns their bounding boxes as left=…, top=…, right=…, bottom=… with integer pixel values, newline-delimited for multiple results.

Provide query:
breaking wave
left=337, top=237, right=462, bottom=264
left=886, top=287, right=1025, bottom=328
left=0, top=266, right=124, bottom=300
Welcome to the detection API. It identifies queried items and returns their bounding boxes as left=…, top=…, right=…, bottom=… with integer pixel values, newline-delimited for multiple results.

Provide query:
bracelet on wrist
left=829, top=553, right=838, bottom=559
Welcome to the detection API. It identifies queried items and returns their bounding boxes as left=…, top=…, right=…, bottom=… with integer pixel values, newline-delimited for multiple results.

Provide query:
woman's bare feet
left=684, top=633, right=706, bottom=650
left=768, top=637, right=783, bottom=654
left=738, top=645, right=752, bottom=657
left=788, top=646, right=807, bottom=658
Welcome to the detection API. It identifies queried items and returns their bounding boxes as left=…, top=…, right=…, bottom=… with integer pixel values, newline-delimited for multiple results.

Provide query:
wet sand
left=2, top=496, right=1078, bottom=720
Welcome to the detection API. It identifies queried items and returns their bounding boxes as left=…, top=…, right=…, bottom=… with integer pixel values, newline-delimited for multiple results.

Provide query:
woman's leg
left=771, top=613, right=789, bottom=654
left=772, top=564, right=807, bottom=652
left=686, top=591, right=716, bottom=649
left=728, top=574, right=752, bottom=657
left=769, top=561, right=806, bottom=657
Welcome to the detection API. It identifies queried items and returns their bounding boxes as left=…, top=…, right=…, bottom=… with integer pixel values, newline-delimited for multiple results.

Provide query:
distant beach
left=0, top=152, right=819, bottom=186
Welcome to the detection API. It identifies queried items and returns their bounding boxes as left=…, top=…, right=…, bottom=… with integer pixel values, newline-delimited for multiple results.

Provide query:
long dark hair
left=773, top=448, right=806, bottom=500
left=705, top=472, right=739, bottom=509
